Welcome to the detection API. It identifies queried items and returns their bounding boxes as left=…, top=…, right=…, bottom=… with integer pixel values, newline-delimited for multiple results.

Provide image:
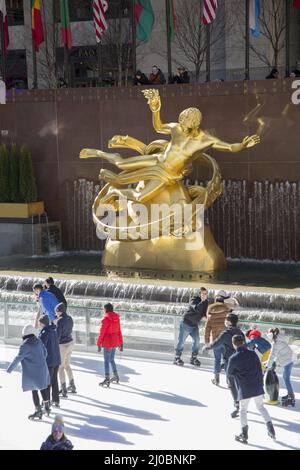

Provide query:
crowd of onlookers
left=134, top=65, right=190, bottom=86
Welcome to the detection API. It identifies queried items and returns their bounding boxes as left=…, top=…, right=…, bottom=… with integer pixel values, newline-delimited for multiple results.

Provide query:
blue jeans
left=283, top=362, right=294, bottom=395
left=213, top=345, right=224, bottom=375
left=175, top=320, right=199, bottom=357
left=103, top=348, right=117, bottom=377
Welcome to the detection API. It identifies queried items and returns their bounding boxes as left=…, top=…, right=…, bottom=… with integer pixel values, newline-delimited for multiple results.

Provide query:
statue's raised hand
left=80, top=148, right=99, bottom=159
left=142, top=89, right=161, bottom=112
left=242, top=135, right=260, bottom=149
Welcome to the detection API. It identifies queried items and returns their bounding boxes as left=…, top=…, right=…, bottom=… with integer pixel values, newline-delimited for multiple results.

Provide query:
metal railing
left=1, top=300, right=300, bottom=363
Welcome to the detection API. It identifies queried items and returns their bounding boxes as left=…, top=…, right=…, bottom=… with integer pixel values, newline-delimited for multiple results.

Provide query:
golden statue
left=80, top=89, right=260, bottom=273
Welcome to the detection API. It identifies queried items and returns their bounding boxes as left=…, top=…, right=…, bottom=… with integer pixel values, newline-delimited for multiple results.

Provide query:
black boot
left=231, top=401, right=239, bottom=418
left=281, top=393, right=295, bottom=407
left=190, top=353, right=201, bottom=367
left=28, top=406, right=43, bottom=420
left=59, top=382, right=68, bottom=398
left=211, top=374, right=220, bottom=386
left=110, top=373, right=119, bottom=384
left=173, top=356, right=184, bottom=366
left=43, top=400, right=51, bottom=416
left=67, top=379, right=77, bottom=394
left=235, top=425, right=248, bottom=444
left=266, top=421, right=276, bottom=439
left=99, top=375, right=110, bottom=387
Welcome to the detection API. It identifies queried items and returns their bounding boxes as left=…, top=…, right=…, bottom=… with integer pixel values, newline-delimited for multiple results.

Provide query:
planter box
left=0, top=202, right=45, bottom=218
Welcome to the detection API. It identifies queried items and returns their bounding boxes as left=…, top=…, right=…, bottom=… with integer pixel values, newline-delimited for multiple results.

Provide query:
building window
left=7, top=0, right=24, bottom=26
left=6, top=49, right=27, bottom=89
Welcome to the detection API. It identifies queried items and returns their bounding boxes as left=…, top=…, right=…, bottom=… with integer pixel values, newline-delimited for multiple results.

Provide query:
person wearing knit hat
left=40, top=414, right=73, bottom=450
left=38, top=315, right=61, bottom=409
left=6, top=324, right=50, bottom=420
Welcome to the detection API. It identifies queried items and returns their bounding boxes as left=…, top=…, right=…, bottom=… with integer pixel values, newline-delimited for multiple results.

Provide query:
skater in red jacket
left=97, top=303, right=123, bottom=387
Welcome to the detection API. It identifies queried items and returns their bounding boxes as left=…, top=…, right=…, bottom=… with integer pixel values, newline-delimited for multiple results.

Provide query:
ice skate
left=99, top=376, right=110, bottom=387
left=211, top=374, right=220, bottom=386
left=281, top=394, right=295, bottom=407
left=28, top=406, right=43, bottom=420
left=173, top=356, right=184, bottom=366
left=67, top=379, right=77, bottom=394
left=266, top=421, right=276, bottom=439
left=110, top=373, right=119, bottom=384
left=235, top=425, right=248, bottom=444
left=190, top=353, right=201, bottom=367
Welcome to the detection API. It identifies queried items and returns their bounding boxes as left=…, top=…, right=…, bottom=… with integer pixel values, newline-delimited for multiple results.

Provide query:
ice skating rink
left=0, top=344, right=299, bottom=450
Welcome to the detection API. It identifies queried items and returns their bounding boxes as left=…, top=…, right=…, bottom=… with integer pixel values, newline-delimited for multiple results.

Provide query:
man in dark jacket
left=173, top=287, right=208, bottom=367
left=55, top=303, right=76, bottom=397
left=45, top=277, right=67, bottom=307
left=39, top=315, right=61, bottom=408
left=227, top=335, right=275, bottom=444
left=202, top=313, right=244, bottom=418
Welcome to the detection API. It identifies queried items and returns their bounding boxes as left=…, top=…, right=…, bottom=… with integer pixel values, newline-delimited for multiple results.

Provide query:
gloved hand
left=97, top=346, right=102, bottom=353
left=202, top=345, right=209, bottom=353
left=271, top=361, right=276, bottom=370
left=119, top=345, right=123, bottom=352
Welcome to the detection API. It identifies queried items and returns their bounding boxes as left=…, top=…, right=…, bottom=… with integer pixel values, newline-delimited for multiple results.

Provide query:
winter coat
left=39, top=290, right=59, bottom=321
left=97, top=311, right=123, bottom=350
left=47, top=285, right=67, bottom=307
left=183, top=297, right=208, bottom=327
left=246, top=331, right=271, bottom=354
left=204, top=302, right=231, bottom=343
left=171, top=71, right=190, bottom=84
left=149, top=69, right=166, bottom=85
left=39, top=325, right=61, bottom=368
left=40, top=435, right=73, bottom=450
left=56, top=312, right=73, bottom=345
left=7, top=336, right=50, bottom=392
left=227, top=346, right=264, bottom=400
left=208, top=326, right=245, bottom=362
left=266, top=335, right=293, bottom=368
left=134, top=73, right=149, bottom=85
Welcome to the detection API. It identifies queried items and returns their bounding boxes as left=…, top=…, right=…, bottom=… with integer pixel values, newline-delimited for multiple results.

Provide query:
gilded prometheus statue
left=80, top=89, right=260, bottom=273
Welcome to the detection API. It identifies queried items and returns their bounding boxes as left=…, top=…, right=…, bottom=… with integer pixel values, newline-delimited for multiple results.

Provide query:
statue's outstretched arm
left=212, top=135, right=260, bottom=153
left=142, top=89, right=172, bottom=135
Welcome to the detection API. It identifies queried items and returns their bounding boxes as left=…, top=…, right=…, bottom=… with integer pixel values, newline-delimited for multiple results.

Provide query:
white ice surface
left=0, top=344, right=299, bottom=450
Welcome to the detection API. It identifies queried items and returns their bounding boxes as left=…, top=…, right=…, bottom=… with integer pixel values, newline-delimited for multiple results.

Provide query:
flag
left=0, top=0, right=9, bottom=50
left=168, top=0, right=176, bottom=40
left=202, top=0, right=218, bottom=25
left=93, top=0, right=108, bottom=43
left=31, top=0, right=44, bottom=52
left=292, top=0, right=300, bottom=8
left=60, top=0, right=72, bottom=49
left=135, top=0, right=154, bottom=42
left=249, top=0, right=260, bottom=38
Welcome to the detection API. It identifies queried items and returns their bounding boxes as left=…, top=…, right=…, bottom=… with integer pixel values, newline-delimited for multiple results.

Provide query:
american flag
left=93, top=0, right=108, bottom=43
left=202, top=0, right=218, bottom=25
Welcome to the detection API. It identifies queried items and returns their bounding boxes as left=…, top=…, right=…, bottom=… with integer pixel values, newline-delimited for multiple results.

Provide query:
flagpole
left=205, top=24, right=211, bottom=82
left=245, top=0, right=250, bottom=80
left=131, top=0, right=137, bottom=78
left=30, top=2, right=38, bottom=89
left=0, top=11, right=6, bottom=82
left=64, top=45, right=70, bottom=87
left=97, top=41, right=103, bottom=86
left=285, top=0, right=290, bottom=77
left=165, top=0, right=172, bottom=82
